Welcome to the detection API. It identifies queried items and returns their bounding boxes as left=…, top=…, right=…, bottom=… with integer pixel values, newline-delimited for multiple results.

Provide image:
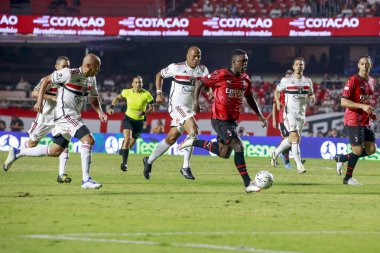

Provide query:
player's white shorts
left=170, top=104, right=195, bottom=133
left=52, top=114, right=85, bottom=141
left=283, top=113, right=304, bottom=134
left=28, top=122, right=54, bottom=142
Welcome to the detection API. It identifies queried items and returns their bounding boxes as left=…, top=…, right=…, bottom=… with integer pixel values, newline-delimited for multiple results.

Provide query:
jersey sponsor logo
left=225, top=88, right=244, bottom=98
left=203, top=17, right=272, bottom=29
left=289, top=17, right=359, bottom=29
left=359, top=94, right=372, bottom=103
left=119, top=17, right=189, bottom=28
left=0, top=15, right=18, bottom=25
left=33, top=16, right=105, bottom=28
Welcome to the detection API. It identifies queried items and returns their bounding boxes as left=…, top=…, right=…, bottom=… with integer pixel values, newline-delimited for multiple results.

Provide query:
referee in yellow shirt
left=108, top=76, right=154, bottom=171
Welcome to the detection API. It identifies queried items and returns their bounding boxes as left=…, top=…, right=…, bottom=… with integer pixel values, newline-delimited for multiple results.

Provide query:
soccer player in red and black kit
left=179, top=49, right=267, bottom=193
left=334, top=56, right=377, bottom=185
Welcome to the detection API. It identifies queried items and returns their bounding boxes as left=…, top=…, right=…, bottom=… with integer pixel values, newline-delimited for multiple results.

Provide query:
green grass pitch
left=1, top=152, right=380, bottom=253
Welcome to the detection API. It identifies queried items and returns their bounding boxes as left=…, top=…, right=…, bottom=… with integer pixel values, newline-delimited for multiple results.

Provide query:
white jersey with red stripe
left=51, top=67, right=99, bottom=119
left=161, top=62, right=209, bottom=113
left=33, top=78, right=60, bottom=125
left=276, top=74, right=313, bottom=118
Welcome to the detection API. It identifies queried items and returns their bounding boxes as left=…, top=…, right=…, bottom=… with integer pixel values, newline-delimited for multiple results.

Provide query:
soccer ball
left=253, top=170, right=274, bottom=189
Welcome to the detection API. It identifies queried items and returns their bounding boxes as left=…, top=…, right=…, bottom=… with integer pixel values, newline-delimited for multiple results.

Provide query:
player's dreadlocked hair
left=56, top=56, right=70, bottom=65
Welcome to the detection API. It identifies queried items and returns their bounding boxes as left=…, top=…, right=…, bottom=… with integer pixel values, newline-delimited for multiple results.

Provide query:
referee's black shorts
left=123, top=115, right=143, bottom=139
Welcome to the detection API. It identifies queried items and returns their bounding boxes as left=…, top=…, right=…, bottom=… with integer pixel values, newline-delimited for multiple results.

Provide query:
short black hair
left=132, top=75, right=143, bottom=82
left=56, top=56, right=70, bottom=65
left=293, top=57, right=305, bottom=64
left=231, top=49, right=247, bottom=59
left=358, top=55, right=372, bottom=64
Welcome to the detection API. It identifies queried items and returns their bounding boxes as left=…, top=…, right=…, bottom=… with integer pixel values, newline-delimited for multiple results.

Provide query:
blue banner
left=0, top=131, right=379, bottom=160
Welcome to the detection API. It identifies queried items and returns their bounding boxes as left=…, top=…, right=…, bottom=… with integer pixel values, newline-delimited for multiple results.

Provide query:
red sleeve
left=201, top=70, right=219, bottom=88
left=342, top=77, right=355, bottom=99
left=244, top=76, right=253, bottom=97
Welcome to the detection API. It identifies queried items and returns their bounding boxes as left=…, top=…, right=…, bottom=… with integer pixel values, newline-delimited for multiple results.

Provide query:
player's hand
left=259, top=115, right=267, bottom=128
left=33, top=101, right=43, bottom=113
left=370, top=112, right=377, bottom=121
left=272, top=120, right=277, bottom=129
left=155, top=94, right=164, bottom=105
left=193, top=103, right=201, bottom=113
left=107, top=108, right=114, bottom=115
left=99, top=113, right=108, bottom=122
left=137, top=111, right=145, bottom=117
left=309, top=94, right=316, bottom=103
left=362, top=104, right=374, bottom=114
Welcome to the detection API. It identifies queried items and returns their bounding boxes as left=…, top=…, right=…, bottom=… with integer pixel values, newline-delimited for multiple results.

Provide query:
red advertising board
left=1, top=14, right=380, bottom=37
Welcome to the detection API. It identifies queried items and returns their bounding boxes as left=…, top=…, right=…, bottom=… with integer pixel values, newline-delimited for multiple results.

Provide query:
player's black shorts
left=344, top=126, right=376, bottom=146
left=279, top=123, right=289, bottom=137
left=123, top=115, right=143, bottom=139
left=211, top=119, right=238, bottom=145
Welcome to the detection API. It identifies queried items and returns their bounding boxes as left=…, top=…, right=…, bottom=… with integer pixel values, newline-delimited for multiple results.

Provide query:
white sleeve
left=160, top=63, right=176, bottom=78
left=89, top=77, right=99, bottom=97
left=276, top=78, right=287, bottom=92
left=203, top=66, right=209, bottom=77
left=308, top=78, right=314, bottom=95
left=51, top=68, right=70, bottom=84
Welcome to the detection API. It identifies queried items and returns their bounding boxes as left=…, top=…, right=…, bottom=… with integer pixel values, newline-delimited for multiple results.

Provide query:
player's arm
left=155, top=71, right=165, bottom=104
left=33, top=75, right=52, bottom=113
left=272, top=102, right=277, bottom=128
left=308, top=79, right=316, bottom=103
left=274, top=89, right=281, bottom=111
left=107, top=93, right=123, bottom=115
left=341, top=98, right=374, bottom=114
left=193, top=80, right=204, bottom=113
left=32, top=78, right=56, bottom=102
left=246, top=96, right=267, bottom=127
left=89, top=96, right=107, bottom=122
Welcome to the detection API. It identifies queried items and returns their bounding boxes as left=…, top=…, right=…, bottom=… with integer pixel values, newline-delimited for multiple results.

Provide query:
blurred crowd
left=184, top=0, right=380, bottom=18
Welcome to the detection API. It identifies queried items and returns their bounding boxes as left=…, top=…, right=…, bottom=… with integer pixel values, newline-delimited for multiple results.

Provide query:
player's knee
left=82, top=136, right=95, bottom=145
left=27, top=141, right=38, bottom=148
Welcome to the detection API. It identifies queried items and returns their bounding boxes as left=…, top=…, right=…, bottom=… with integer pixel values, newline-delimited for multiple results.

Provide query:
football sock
left=121, top=149, right=129, bottom=165
left=234, top=151, right=251, bottom=187
left=182, top=146, right=193, bottom=168
left=274, top=138, right=291, bottom=158
left=339, top=149, right=368, bottom=163
left=193, top=140, right=220, bottom=156
left=58, top=149, right=69, bottom=176
left=81, top=144, right=92, bottom=182
left=291, top=142, right=303, bottom=169
left=282, top=147, right=291, bottom=164
left=16, top=145, right=49, bottom=158
left=148, top=139, right=171, bottom=164
left=344, top=153, right=359, bottom=181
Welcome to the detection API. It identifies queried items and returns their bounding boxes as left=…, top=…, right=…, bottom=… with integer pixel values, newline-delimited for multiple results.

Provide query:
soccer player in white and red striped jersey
left=143, top=46, right=209, bottom=180
left=270, top=57, right=315, bottom=174
left=3, top=54, right=107, bottom=190
left=24, top=56, right=72, bottom=184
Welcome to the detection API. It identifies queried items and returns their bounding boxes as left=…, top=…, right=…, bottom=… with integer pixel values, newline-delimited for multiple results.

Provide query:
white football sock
left=182, top=146, right=193, bottom=168
left=148, top=139, right=171, bottom=164
left=274, top=138, right=291, bottom=158
left=16, top=145, right=49, bottom=158
left=291, top=142, right=303, bottom=169
left=81, top=144, right=92, bottom=182
left=58, top=149, right=69, bottom=176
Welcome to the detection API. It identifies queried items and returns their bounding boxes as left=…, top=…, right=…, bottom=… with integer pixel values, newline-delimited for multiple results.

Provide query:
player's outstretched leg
left=3, top=147, right=19, bottom=171
left=180, top=146, right=195, bottom=180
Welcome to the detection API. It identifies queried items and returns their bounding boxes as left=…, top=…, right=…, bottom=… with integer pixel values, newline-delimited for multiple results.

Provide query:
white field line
left=20, top=234, right=302, bottom=253
left=56, top=230, right=380, bottom=237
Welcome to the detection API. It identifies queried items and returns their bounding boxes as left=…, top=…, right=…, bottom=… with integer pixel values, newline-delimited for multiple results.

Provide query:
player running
left=178, top=49, right=267, bottom=193
left=24, top=56, right=72, bottom=183
left=108, top=75, right=154, bottom=172
left=143, top=46, right=209, bottom=180
left=334, top=56, right=377, bottom=185
left=3, top=54, right=107, bottom=190
left=270, top=57, right=315, bottom=174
